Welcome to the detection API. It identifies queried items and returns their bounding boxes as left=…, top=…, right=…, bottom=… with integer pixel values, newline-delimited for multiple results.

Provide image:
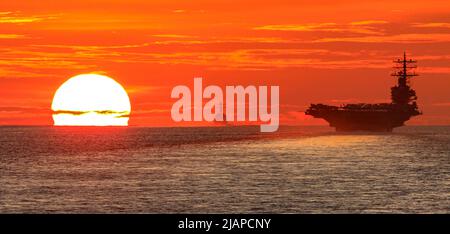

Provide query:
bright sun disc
left=52, top=74, right=131, bottom=126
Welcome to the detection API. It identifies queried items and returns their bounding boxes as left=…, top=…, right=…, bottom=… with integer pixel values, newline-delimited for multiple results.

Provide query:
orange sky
left=1, top=0, right=450, bottom=126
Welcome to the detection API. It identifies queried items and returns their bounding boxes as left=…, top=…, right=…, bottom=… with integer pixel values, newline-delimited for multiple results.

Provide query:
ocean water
left=0, top=126, right=448, bottom=213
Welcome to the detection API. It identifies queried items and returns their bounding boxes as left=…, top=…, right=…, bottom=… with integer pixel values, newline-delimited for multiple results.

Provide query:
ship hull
left=306, top=109, right=416, bottom=132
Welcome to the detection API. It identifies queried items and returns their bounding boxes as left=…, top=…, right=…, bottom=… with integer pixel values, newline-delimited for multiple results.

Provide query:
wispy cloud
left=53, top=110, right=129, bottom=116
left=172, top=9, right=186, bottom=13
left=350, top=20, right=388, bottom=25
left=0, top=34, right=26, bottom=39
left=253, top=21, right=387, bottom=35
left=0, top=55, right=97, bottom=70
left=0, top=12, right=56, bottom=24
left=0, top=67, right=54, bottom=78
left=152, top=34, right=196, bottom=38
left=254, top=23, right=338, bottom=31
left=412, top=22, right=450, bottom=28
left=0, top=106, right=49, bottom=114
left=315, top=33, right=450, bottom=43
left=152, top=36, right=292, bottom=45
left=32, top=43, right=150, bottom=50
left=126, top=85, right=167, bottom=94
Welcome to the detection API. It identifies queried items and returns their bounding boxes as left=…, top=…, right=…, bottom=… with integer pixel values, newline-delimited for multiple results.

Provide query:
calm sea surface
left=0, top=126, right=448, bottom=213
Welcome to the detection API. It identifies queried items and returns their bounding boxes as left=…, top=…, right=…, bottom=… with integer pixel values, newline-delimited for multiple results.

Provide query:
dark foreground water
left=0, top=126, right=448, bottom=213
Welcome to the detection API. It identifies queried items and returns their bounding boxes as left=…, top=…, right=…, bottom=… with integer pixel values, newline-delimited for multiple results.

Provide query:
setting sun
left=51, top=74, right=131, bottom=126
